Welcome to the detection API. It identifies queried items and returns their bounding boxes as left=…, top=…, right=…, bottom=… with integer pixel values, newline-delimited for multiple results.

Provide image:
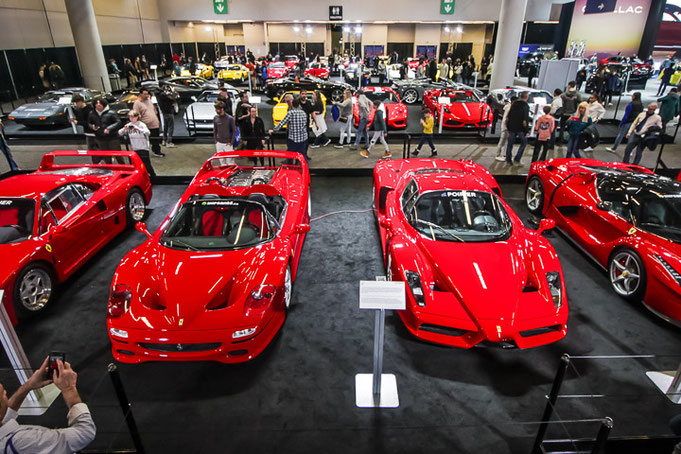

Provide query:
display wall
left=656, top=0, right=681, bottom=49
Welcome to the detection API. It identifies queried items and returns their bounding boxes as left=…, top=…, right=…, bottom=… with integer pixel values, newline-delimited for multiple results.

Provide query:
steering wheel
left=472, top=210, right=492, bottom=218
left=252, top=177, right=267, bottom=185
left=3, top=224, right=29, bottom=234
left=206, top=177, right=226, bottom=185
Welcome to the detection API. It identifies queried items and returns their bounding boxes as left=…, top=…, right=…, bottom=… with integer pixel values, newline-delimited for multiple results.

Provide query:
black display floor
left=3, top=178, right=680, bottom=453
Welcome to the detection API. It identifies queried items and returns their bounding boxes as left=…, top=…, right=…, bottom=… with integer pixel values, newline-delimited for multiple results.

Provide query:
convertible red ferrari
left=0, top=150, right=151, bottom=322
left=526, top=158, right=681, bottom=326
left=423, top=88, right=493, bottom=129
left=107, top=150, right=311, bottom=363
left=352, top=87, right=408, bottom=129
left=374, top=159, right=567, bottom=349
left=304, top=63, right=330, bottom=79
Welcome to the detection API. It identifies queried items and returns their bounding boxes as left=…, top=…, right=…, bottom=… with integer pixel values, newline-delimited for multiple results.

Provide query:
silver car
left=184, top=89, right=240, bottom=132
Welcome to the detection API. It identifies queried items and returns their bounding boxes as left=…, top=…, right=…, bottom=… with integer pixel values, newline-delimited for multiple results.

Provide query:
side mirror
left=294, top=224, right=311, bottom=234
left=190, top=96, right=197, bottom=102
left=379, top=218, right=393, bottom=230
left=536, top=218, right=555, bottom=235
left=135, top=221, right=152, bottom=238
left=273, top=97, right=280, bottom=103
left=596, top=201, right=612, bottom=211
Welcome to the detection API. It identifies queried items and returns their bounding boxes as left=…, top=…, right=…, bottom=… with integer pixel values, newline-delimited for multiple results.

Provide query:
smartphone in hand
left=46, top=352, right=65, bottom=379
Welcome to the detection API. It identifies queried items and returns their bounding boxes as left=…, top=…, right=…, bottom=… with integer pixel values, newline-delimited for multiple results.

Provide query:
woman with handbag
left=334, top=89, right=354, bottom=148
left=239, top=106, right=266, bottom=165
left=310, top=91, right=331, bottom=148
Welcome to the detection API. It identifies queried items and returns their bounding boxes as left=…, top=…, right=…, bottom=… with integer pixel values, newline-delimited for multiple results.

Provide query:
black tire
left=276, top=88, right=286, bottom=100
left=284, top=264, right=292, bottom=310
left=403, top=88, right=419, bottom=104
left=525, top=176, right=545, bottom=216
left=330, top=88, right=343, bottom=103
left=13, top=263, right=55, bottom=319
left=125, top=188, right=146, bottom=227
left=608, top=248, right=647, bottom=302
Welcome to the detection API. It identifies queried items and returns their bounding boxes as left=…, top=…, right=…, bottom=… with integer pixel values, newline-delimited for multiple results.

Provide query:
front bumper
left=108, top=311, right=285, bottom=363
left=441, top=116, right=491, bottom=129
left=10, top=114, right=66, bottom=126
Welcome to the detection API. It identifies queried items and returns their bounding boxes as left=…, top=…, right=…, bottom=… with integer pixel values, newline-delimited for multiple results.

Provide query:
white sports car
left=184, top=89, right=240, bottom=132
left=387, top=64, right=415, bottom=80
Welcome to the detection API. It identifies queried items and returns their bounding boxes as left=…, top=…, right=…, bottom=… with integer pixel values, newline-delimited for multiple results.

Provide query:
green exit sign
left=213, top=0, right=227, bottom=14
left=441, top=0, right=454, bottom=14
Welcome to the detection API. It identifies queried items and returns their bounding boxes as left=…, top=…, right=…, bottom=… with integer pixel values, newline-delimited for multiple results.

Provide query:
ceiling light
left=343, top=26, right=351, bottom=32
left=354, top=26, right=362, bottom=34
left=305, top=26, right=313, bottom=34
left=188, top=21, right=194, bottom=27
left=205, top=26, right=212, bottom=32
left=457, top=25, right=463, bottom=33
left=444, top=26, right=450, bottom=32
left=293, top=26, right=301, bottom=32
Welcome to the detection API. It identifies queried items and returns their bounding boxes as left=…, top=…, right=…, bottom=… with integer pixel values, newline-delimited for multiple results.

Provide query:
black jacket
left=74, top=105, right=95, bottom=133
left=239, top=116, right=266, bottom=148
left=157, top=90, right=178, bottom=114
left=506, top=100, right=530, bottom=133
left=88, top=108, right=122, bottom=138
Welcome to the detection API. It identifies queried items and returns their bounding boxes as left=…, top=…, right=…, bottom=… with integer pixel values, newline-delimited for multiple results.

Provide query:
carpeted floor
left=2, top=178, right=680, bottom=453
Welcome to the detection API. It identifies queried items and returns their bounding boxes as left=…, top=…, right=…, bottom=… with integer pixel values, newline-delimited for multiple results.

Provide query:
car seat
left=640, top=198, right=667, bottom=225
left=0, top=208, right=19, bottom=227
left=202, top=210, right=224, bottom=236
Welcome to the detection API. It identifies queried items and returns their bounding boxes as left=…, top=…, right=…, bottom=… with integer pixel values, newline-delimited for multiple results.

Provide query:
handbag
left=339, top=115, right=348, bottom=123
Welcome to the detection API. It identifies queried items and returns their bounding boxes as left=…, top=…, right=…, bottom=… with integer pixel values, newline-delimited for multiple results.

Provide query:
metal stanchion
left=532, top=353, right=571, bottom=454
left=590, top=417, right=613, bottom=454
left=613, top=93, right=623, bottom=120
left=653, top=121, right=680, bottom=172
left=108, top=363, right=145, bottom=454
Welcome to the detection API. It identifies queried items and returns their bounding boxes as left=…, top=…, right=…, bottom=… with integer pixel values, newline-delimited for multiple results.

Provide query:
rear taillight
left=243, top=285, right=277, bottom=317
left=108, top=284, right=132, bottom=318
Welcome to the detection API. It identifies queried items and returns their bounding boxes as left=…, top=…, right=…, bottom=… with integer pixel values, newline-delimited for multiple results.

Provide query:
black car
left=391, top=78, right=482, bottom=104
left=8, top=88, right=113, bottom=127
left=265, top=75, right=351, bottom=103
left=517, top=52, right=544, bottom=77
left=585, top=63, right=651, bottom=94
left=141, top=77, right=220, bottom=101
left=110, top=90, right=179, bottom=121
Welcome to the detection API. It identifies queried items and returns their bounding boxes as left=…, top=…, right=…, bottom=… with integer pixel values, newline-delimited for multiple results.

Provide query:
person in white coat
left=495, top=96, right=517, bottom=161
left=583, top=94, right=606, bottom=152
left=119, top=110, right=155, bottom=178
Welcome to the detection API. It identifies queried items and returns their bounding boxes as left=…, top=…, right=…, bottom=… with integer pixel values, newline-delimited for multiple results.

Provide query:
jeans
left=162, top=113, right=174, bottom=143
left=532, top=140, right=550, bottom=162
left=505, top=131, right=528, bottom=163
left=338, top=119, right=353, bottom=144
left=623, top=135, right=645, bottom=165
left=134, top=149, right=156, bottom=178
left=0, top=134, right=18, bottom=171
left=558, top=116, right=571, bottom=143
left=496, top=129, right=509, bottom=157
left=415, top=134, right=435, bottom=152
left=314, top=132, right=330, bottom=145
left=368, top=131, right=389, bottom=152
left=354, top=117, right=370, bottom=147
left=612, top=122, right=631, bottom=151
left=149, top=127, right=161, bottom=155
left=287, top=138, right=308, bottom=160
left=566, top=135, right=581, bottom=158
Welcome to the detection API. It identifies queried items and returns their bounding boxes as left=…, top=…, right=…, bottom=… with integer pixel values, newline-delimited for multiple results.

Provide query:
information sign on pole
left=213, top=0, right=227, bottom=14
left=441, top=0, right=455, bottom=15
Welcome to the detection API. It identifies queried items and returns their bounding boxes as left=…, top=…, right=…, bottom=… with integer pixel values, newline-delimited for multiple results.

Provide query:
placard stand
left=355, top=279, right=405, bottom=408
left=0, top=291, right=60, bottom=415
left=647, top=362, right=681, bottom=404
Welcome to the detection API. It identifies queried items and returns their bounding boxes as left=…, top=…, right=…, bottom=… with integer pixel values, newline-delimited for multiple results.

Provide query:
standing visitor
left=239, top=106, right=266, bottom=165
left=658, top=87, right=680, bottom=128
left=657, top=63, right=675, bottom=96
left=310, top=91, right=331, bottom=148
left=532, top=105, right=555, bottom=162
left=622, top=102, right=662, bottom=165
left=334, top=89, right=353, bottom=148
left=363, top=99, right=390, bottom=159
left=88, top=99, right=122, bottom=150
left=133, top=88, right=163, bottom=158
left=558, top=81, right=581, bottom=144
left=495, top=96, right=517, bottom=161
left=565, top=102, right=592, bottom=159
left=608, top=91, right=643, bottom=153
left=0, top=119, right=19, bottom=171
left=350, top=94, right=371, bottom=150
left=48, top=61, right=64, bottom=89
left=157, top=86, right=179, bottom=148
left=70, top=95, right=96, bottom=150
left=505, top=91, right=531, bottom=165
left=213, top=100, right=237, bottom=164
left=549, top=89, right=563, bottom=150
left=411, top=109, right=437, bottom=157
left=118, top=110, right=155, bottom=178
left=269, top=97, right=309, bottom=160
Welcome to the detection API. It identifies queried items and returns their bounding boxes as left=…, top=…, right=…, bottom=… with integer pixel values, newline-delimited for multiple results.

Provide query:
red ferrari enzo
left=352, top=87, right=408, bottom=129
left=0, top=150, right=151, bottom=322
left=526, top=158, right=681, bottom=327
left=304, top=63, right=330, bottom=79
left=266, top=61, right=288, bottom=79
left=107, top=150, right=311, bottom=363
left=423, top=88, right=493, bottom=129
left=374, top=159, right=567, bottom=349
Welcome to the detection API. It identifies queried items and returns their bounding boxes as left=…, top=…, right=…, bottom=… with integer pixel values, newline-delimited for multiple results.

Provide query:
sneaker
left=514, top=161, right=524, bottom=167
left=381, top=151, right=392, bottom=159
left=349, top=146, right=357, bottom=151
left=495, top=156, right=505, bottom=162
left=166, top=142, right=176, bottom=148
left=334, top=144, right=345, bottom=149
left=323, top=139, right=332, bottom=147
left=606, top=147, right=616, bottom=152
left=411, top=149, right=420, bottom=157
left=506, top=160, right=513, bottom=165
left=583, top=146, right=593, bottom=152
left=310, top=144, right=321, bottom=149
left=430, top=151, right=438, bottom=157
left=161, top=141, right=166, bottom=147
left=153, top=152, right=166, bottom=158
left=360, top=150, right=370, bottom=158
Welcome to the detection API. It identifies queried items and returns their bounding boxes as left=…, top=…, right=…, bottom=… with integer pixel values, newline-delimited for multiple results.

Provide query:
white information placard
left=438, top=97, right=451, bottom=105
left=249, top=96, right=262, bottom=104
left=359, top=281, right=405, bottom=310
left=57, top=96, right=73, bottom=105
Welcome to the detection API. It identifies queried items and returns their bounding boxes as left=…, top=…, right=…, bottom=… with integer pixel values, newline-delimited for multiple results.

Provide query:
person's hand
left=261, top=139, right=266, bottom=146
left=53, top=360, right=77, bottom=392
left=626, top=133, right=630, bottom=139
left=268, top=129, right=274, bottom=135
left=91, top=124, right=99, bottom=131
left=104, top=129, right=110, bottom=135
left=26, top=357, right=52, bottom=390
left=70, top=118, right=78, bottom=124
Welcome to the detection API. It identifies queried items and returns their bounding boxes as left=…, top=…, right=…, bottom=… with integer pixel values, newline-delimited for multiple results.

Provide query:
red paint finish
left=374, top=159, right=568, bottom=349
left=423, top=88, right=493, bottom=129
left=527, top=158, right=681, bottom=326
left=0, top=150, right=151, bottom=323
left=107, top=150, right=311, bottom=363
left=352, top=87, right=408, bottom=129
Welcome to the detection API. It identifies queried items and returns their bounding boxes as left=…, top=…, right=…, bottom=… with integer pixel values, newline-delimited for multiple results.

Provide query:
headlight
left=232, top=327, right=257, bottom=339
left=108, top=284, right=132, bottom=318
left=244, top=284, right=277, bottom=316
left=109, top=328, right=128, bottom=338
left=654, top=255, right=681, bottom=286
left=404, top=270, right=426, bottom=307
left=546, top=272, right=562, bottom=308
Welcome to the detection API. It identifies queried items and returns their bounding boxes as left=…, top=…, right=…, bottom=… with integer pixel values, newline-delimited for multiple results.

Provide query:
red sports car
left=406, top=58, right=426, bottom=71
left=284, top=55, right=299, bottom=68
left=266, top=62, right=288, bottom=79
left=374, top=158, right=567, bottom=349
left=0, top=150, right=151, bottom=322
left=526, top=158, right=681, bottom=327
left=107, top=150, right=311, bottom=363
left=304, top=63, right=330, bottom=79
left=352, top=87, right=408, bottom=129
left=423, top=88, right=493, bottom=129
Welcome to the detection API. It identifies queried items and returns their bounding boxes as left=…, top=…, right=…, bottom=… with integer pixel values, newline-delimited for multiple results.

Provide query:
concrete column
left=489, top=0, right=528, bottom=90
left=64, top=0, right=111, bottom=92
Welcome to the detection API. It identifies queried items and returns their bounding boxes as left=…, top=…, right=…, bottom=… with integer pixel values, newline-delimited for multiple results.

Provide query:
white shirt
left=587, top=102, right=606, bottom=121
left=0, top=403, right=96, bottom=454
left=550, top=96, right=563, bottom=116
left=118, top=120, right=150, bottom=150
left=501, top=103, right=512, bottom=132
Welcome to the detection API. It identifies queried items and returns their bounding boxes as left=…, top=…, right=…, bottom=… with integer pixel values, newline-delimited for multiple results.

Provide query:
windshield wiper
left=162, top=238, right=199, bottom=251
left=414, top=219, right=464, bottom=242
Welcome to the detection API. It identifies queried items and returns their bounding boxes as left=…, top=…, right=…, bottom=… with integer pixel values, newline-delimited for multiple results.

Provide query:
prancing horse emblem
left=176, top=344, right=183, bottom=351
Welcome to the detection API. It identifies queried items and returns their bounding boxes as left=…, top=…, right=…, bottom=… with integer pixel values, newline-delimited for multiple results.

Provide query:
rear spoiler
left=38, top=150, right=144, bottom=173
left=197, top=149, right=310, bottom=185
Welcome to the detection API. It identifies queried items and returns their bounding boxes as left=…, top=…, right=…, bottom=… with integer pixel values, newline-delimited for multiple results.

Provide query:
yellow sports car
left=218, top=64, right=250, bottom=83
left=272, top=91, right=327, bottom=127
left=180, top=63, right=214, bottom=79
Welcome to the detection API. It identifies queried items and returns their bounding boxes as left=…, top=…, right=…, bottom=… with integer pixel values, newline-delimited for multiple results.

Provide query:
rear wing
left=196, top=149, right=310, bottom=186
left=38, top=150, right=144, bottom=173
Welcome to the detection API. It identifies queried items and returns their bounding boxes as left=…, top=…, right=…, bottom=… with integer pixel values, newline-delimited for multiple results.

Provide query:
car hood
left=185, top=102, right=216, bottom=120
left=417, top=235, right=560, bottom=324
left=116, top=241, right=285, bottom=330
left=442, top=102, right=487, bottom=118
left=11, top=103, right=64, bottom=116
left=385, top=103, right=407, bottom=118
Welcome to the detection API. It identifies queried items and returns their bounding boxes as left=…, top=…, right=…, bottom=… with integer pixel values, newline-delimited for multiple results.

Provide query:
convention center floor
left=3, top=178, right=680, bottom=453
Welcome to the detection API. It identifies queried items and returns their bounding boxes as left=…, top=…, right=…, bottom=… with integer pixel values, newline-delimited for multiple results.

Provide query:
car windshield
left=527, top=92, right=552, bottom=105
left=160, top=198, right=276, bottom=251
left=285, top=56, right=297, bottom=61
left=0, top=198, right=35, bottom=244
left=270, top=62, right=286, bottom=68
left=444, top=91, right=479, bottom=103
left=116, top=92, right=139, bottom=103
left=197, top=92, right=220, bottom=102
left=363, top=90, right=399, bottom=103
left=406, top=190, right=511, bottom=242
left=227, top=65, right=242, bottom=70
left=36, top=92, right=71, bottom=103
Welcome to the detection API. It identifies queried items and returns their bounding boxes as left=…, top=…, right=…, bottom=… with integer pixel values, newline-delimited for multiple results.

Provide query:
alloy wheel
left=403, top=89, right=418, bottom=104
left=526, top=177, right=544, bottom=213
left=609, top=251, right=642, bottom=297
left=19, top=268, right=52, bottom=311
left=128, top=191, right=146, bottom=222
left=284, top=266, right=292, bottom=309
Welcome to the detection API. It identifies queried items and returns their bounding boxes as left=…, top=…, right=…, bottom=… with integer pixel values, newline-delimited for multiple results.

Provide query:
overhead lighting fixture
left=444, top=26, right=450, bottom=32
left=305, top=26, right=313, bottom=34
left=205, top=26, right=212, bottom=32
left=456, top=25, right=463, bottom=33
left=293, top=25, right=301, bottom=32
left=354, top=26, right=362, bottom=34
left=343, top=26, right=351, bottom=32
left=187, top=21, right=194, bottom=28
